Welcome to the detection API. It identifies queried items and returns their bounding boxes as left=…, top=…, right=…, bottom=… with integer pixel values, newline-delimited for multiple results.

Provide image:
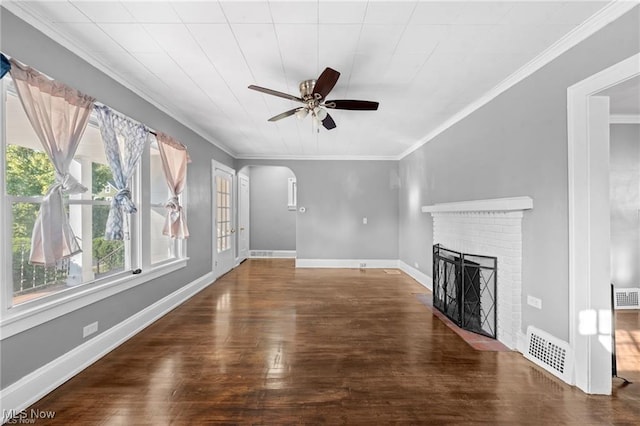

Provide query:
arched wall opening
left=237, top=165, right=297, bottom=260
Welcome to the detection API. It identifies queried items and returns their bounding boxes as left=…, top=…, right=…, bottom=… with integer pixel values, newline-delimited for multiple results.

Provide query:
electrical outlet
left=359, top=263, right=367, bottom=269
left=414, top=262, right=419, bottom=269
left=83, top=321, right=98, bottom=338
left=362, top=217, right=367, bottom=225
left=527, top=295, right=542, bottom=310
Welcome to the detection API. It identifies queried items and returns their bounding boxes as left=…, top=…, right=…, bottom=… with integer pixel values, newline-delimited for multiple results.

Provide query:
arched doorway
left=237, top=165, right=297, bottom=263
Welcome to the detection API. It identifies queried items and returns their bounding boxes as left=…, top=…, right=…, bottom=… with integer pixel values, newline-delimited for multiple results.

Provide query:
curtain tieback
left=113, top=188, right=136, bottom=213
left=165, top=196, right=182, bottom=223
left=46, top=172, right=87, bottom=197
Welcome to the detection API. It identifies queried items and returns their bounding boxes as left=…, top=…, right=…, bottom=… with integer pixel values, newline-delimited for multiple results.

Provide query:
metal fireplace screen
left=432, top=244, right=497, bottom=339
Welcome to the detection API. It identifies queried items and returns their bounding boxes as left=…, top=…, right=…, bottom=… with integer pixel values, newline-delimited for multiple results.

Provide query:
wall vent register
left=524, top=326, right=574, bottom=383
left=614, top=288, right=640, bottom=309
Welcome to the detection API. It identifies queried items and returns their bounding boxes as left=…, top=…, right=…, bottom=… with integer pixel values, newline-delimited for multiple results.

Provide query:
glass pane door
left=216, top=175, right=232, bottom=254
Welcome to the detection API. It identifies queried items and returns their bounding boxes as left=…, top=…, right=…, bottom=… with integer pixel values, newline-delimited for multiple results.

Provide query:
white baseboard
left=0, top=271, right=216, bottom=421
left=397, top=261, right=433, bottom=290
left=249, top=250, right=296, bottom=259
left=295, top=259, right=399, bottom=269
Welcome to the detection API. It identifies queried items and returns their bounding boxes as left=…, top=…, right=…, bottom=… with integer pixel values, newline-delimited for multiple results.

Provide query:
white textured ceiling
left=4, top=1, right=611, bottom=158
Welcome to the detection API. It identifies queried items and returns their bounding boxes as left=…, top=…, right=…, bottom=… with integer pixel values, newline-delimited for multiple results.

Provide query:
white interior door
left=238, top=173, right=250, bottom=263
left=214, top=164, right=235, bottom=278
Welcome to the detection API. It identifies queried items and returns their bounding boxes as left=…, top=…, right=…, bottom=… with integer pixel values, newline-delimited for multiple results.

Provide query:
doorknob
left=230, top=228, right=236, bottom=234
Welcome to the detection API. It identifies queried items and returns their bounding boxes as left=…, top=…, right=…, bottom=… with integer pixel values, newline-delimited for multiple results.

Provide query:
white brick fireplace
left=422, top=197, right=533, bottom=350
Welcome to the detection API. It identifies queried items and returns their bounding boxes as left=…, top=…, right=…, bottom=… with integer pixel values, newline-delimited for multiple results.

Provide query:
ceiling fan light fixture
left=295, top=108, right=309, bottom=120
left=248, top=67, right=379, bottom=132
left=314, top=106, right=327, bottom=120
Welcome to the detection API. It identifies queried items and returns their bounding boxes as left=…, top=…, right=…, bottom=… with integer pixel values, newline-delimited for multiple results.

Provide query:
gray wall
left=236, top=160, right=399, bottom=260
left=1, top=9, right=233, bottom=389
left=610, top=124, right=640, bottom=288
left=398, top=7, right=640, bottom=341
left=245, top=166, right=296, bottom=251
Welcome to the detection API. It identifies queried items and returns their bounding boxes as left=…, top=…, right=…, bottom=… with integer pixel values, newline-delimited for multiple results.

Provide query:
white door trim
left=214, top=161, right=235, bottom=177
left=567, top=53, right=640, bottom=395
left=237, top=173, right=250, bottom=264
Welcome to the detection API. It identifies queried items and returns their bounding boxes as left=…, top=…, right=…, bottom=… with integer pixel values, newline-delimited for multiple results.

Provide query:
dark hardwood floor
left=22, top=259, right=640, bottom=424
left=615, top=309, right=640, bottom=386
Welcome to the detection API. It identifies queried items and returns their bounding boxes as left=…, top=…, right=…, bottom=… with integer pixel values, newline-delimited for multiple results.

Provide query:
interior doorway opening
left=567, top=53, right=640, bottom=395
left=237, top=165, right=297, bottom=263
left=600, top=77, right=640, bottom=388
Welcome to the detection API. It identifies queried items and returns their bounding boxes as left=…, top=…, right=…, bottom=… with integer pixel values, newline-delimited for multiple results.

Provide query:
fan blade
left=248, top=85, right=304, bottom=103
left=321, top=113, right=337, bottom=130
left=324, top=100, right=379, bottom=110
left=268, top=107, right=304, bottom=122
left=312, top=67, right=340, bottom=99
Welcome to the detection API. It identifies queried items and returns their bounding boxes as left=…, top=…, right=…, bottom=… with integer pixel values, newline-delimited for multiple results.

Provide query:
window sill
left=0, top=258, right=188, bottom=339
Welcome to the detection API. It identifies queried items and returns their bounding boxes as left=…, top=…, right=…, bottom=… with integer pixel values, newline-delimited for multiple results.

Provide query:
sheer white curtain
left=156, top=132, right=190, bottom=239
left=9, top=58, right=95, bottom=266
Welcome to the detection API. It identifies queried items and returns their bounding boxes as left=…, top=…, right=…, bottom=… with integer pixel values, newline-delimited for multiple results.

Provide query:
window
left=4, top=76, right=128, bottom=306
left=2, top=69, right=187, bottom=318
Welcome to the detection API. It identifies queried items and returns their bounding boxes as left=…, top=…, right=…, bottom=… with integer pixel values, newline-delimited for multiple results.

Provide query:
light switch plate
left=527, top=295, right=542, bottom=310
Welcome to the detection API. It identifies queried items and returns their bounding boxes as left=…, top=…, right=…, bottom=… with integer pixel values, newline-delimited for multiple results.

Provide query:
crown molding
left=1, top=2, right=237, bottom=159
left=610, top=114, right=640, bottom=124
left=398, top=1, right=639, bottom=161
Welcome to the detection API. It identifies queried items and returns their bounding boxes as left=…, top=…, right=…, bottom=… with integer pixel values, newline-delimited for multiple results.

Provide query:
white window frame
left=1, top=75, right=8, bottom=324
left=0, top=72, right=188, bottom=340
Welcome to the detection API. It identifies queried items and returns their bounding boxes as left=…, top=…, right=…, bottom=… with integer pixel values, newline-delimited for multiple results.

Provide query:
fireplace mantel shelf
left=421, top=196, right=533, bottom=213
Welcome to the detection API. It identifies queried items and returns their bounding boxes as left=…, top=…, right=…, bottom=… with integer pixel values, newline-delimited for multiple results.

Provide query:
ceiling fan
left=248, top=67, right=379, bottom=131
